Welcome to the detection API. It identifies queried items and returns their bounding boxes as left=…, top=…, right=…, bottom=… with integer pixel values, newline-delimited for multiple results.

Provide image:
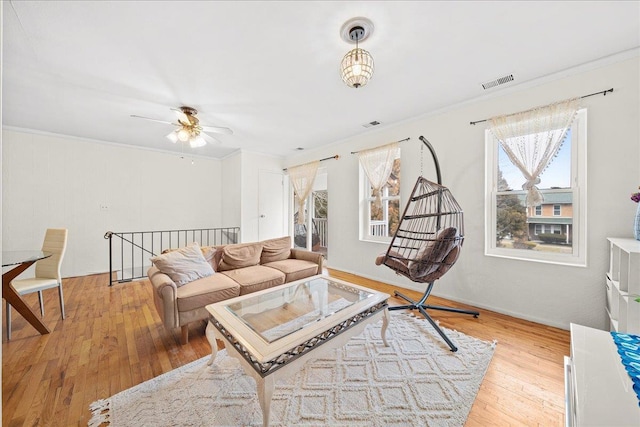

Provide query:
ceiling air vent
left=362, top=120, right=381, bottom=128
left=481, top=74, right=514, bottom=90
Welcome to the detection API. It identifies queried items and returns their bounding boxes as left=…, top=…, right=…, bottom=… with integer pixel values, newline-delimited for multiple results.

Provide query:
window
left=292, top=170, right=328, bottom=258
left=485, top=109, right=587, bottom=266
left=360, top=151, right=401, bottom=242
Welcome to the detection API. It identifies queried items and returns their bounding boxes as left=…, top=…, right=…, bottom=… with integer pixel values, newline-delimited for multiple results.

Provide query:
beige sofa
left=147, top=236, right=324, bottom=344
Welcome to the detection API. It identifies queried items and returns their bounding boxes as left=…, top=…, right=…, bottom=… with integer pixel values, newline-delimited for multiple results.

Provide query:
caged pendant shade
left=340, top=47, right=374, bottom=88
left=339, top=21, right=374, bottom=89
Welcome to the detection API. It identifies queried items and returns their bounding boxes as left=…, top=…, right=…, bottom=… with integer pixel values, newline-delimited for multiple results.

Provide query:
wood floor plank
left=2, top=270, right=570, bottom=426
left=12, top=360, right=49, bottom=422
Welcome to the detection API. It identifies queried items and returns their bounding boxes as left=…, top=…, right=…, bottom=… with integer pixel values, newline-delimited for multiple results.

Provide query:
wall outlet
left=99, top=204, right=109, bottom=211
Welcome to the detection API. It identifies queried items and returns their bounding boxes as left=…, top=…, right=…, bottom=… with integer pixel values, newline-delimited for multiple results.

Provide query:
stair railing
left=104, top=227, right=239, bottom=286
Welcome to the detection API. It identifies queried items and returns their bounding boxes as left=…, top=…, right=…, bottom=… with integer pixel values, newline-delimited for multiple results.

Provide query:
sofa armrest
left=290, top=249, right=324, bottom=274
left=147, top=266, right=179, bottom=329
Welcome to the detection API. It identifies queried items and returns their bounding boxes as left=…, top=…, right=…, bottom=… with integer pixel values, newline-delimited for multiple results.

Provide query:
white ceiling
left=3, top=1, right=639, bottom=159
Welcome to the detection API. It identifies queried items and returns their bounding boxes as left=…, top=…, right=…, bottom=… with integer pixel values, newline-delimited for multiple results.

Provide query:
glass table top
left=225, top=276, right=375, bottom=343
left=2, top=251, right=52, bottom=267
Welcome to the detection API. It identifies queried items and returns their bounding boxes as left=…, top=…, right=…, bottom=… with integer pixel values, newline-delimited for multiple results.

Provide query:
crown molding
left=1, top=126, right=225, bottom=161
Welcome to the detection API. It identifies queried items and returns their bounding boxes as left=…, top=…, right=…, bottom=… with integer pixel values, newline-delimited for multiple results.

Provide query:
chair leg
left=416, top=305, right=459, bottom=352
left=58, top=282, right=66, bottom=320
left=388, top=281, right=479, bottom=352
left=38, top=291, right=45, bottom=317
left=6, top=301, right=12, bottom=341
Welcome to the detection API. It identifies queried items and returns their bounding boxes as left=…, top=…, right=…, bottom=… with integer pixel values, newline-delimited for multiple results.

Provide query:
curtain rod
left=350, top=137, right=411, bottom=154
left=469, top=88, right=614, bottom=125
left=283, top=155, right=339, bottom=171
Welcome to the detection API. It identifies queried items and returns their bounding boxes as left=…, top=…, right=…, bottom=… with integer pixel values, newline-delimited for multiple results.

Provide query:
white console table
left=565, top=323, right=640, bottom=426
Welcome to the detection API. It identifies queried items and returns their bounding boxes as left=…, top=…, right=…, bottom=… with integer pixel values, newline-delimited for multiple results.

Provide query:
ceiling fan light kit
left=177, top=128, right=191, bottom=142
left=340, top=17, right=375, bottom=89
left=166, top=131, right=179, bottom=143
left=166, top=106, right=206, bottom=147
left=189, top=135, right=206, bottom=148
left=132, top=105, right=232, bottom=149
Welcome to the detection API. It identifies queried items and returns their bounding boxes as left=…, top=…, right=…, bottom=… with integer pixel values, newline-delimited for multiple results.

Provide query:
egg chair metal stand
left=379, top=136, right=479, bottom=352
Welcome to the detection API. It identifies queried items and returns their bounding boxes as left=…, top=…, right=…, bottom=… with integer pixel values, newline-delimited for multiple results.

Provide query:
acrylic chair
left=6, top=228, right=68, bottom=340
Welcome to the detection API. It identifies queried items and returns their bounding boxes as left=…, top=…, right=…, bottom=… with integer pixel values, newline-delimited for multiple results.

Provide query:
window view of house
left=486, top=107, right=587, bottom=266
left=494, top=129, right=574, bottom=254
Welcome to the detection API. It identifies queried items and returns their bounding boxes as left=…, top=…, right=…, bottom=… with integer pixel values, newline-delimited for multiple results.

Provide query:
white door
left=258, top=170, right=286, bottom=241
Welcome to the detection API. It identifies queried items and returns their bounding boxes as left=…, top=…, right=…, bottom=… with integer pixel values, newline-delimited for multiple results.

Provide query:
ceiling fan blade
left=201, top=132, right=221, bottom=144
left=130, top=115, right=173, bottom=125
left=171, top=108, right=192, bottom=125
left=200, top=124, right=233, bottom=135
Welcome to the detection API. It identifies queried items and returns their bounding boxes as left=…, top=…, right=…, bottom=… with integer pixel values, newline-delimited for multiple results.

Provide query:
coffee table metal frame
left=205, top=274, right=390, bottom=427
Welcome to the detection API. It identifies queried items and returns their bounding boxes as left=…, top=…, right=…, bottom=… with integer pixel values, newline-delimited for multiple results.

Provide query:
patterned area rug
left=89, top=313, right=496, bottom=426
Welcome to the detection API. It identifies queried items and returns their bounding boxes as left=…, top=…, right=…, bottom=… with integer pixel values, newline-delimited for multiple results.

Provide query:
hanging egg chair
left=376, top=136, right=479, bottom=352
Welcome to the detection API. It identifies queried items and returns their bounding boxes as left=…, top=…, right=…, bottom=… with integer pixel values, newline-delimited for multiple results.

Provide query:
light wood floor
left=2, top=269, right=569, bottom=426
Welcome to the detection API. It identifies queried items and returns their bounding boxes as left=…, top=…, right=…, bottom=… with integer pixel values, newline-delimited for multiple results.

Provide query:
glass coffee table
left=205, top=274, right=390, bottom=427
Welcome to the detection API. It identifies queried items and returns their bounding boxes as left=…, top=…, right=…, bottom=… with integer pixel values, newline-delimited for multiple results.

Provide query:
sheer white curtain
left=289, top=160, right=320, bottom=224
left=358, top=142, right=400, bottom=209
left=489, top=98, right=580, bottom=207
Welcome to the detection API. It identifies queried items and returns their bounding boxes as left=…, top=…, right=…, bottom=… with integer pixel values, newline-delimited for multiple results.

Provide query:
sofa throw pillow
left=150, top=242, right=214, bottom=287
left=260, top=236, right=292, bottom=264
left=218, top=242, right=263, bottom=271
left=201, top=246, right=224, bottom=271
left=408, top=227, right=458, bottom=280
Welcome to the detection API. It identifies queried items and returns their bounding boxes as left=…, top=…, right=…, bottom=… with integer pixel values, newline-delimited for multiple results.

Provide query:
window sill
left=484, top=249, right=587, bottom=267
left=360, top=237, right=392, bottom=245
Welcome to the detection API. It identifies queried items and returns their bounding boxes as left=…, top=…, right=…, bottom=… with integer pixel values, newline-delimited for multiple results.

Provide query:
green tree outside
left=495, top=169, right=527, bottom=244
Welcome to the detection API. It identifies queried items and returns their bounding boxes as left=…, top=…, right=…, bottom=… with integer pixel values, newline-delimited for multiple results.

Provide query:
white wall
left=221, top=151, right=242, bottom=236
left=313, top=168, right=327, bottom=192
left=1, top=1, right=5, bottom=414
left=220, top=150, right=284, bottom=243
left=284, top=55, right=640, bottom=330
left=2, top=130, right=225, bottom=278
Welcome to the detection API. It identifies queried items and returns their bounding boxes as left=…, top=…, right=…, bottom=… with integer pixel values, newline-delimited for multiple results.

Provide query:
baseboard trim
left=327, top=267, right=570, bottom=331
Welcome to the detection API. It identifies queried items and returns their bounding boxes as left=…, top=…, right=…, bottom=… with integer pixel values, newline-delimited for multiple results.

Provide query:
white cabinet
left=565, top=323, right=640, bottom=426
left=606, top=238, right=640, bottom=334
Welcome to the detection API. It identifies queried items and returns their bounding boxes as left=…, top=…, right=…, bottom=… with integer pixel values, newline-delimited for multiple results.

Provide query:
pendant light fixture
left=340, top=18, right=374, bottom=89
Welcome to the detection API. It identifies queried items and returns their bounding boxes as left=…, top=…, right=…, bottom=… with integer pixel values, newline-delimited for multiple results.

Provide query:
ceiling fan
left=131, top=106, right=233, bottom=148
